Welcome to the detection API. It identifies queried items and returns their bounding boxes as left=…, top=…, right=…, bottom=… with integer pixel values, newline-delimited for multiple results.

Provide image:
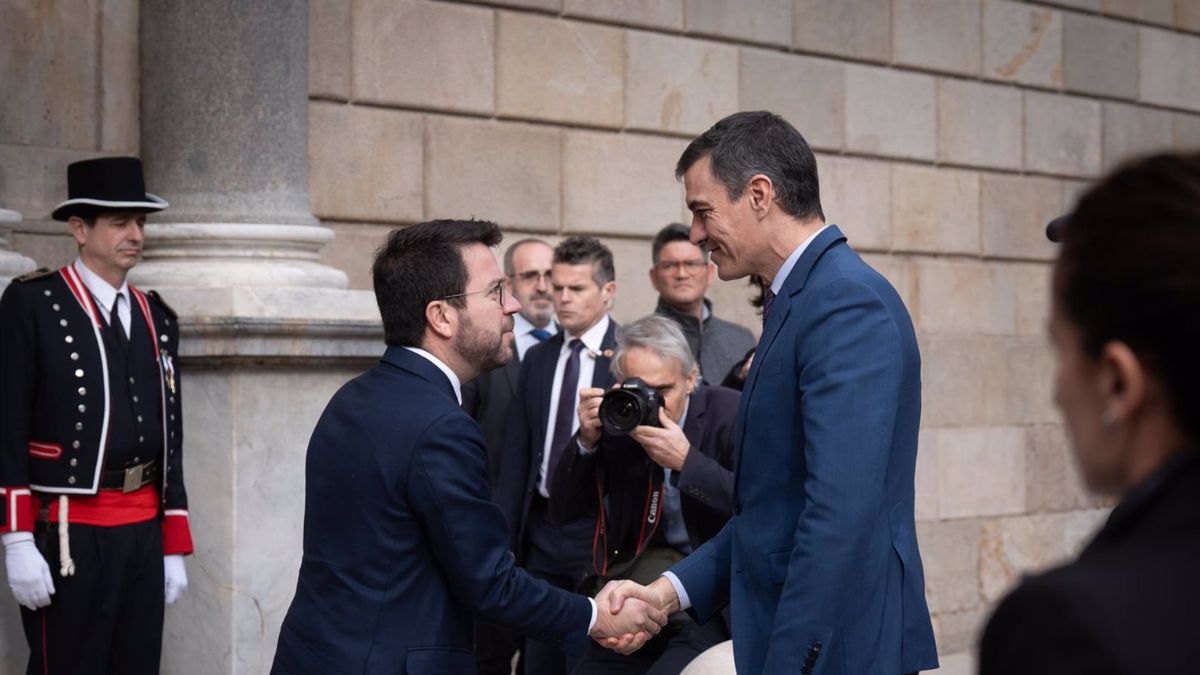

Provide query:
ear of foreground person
left=979, top=152, right=1200, bottom=674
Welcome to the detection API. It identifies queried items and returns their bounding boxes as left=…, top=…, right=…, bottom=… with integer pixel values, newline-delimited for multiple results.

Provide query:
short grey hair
left=611, top=315, right=698, bottom=381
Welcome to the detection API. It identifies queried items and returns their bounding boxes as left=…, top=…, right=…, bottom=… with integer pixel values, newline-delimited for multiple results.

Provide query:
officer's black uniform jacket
left=0, top=265, right=190, bottom=549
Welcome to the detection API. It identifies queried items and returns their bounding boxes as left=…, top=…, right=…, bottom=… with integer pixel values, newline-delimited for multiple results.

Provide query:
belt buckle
left=122, top=464, right=145, bottom=493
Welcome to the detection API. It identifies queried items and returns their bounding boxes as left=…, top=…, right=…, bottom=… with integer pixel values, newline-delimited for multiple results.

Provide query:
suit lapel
left=733, top=226, right=848, bottom=486
left=590, top=318, right=619, bottom=389
left=529, top=333, right=564, bottom=453
left=682, top=388, right=708, bottom=452
left=502, top=344, right=520, bottom=397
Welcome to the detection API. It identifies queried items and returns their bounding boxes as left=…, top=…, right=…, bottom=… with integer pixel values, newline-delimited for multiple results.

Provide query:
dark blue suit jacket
left=496, top=320, right=618, bottom=559
left=272, top=347, right=592, bottom=674
left=669, top=226, right=938, bottom=674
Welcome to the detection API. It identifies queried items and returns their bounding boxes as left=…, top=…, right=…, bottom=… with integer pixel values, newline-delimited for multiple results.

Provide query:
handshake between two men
left=590, top=578, right=683, bottom=654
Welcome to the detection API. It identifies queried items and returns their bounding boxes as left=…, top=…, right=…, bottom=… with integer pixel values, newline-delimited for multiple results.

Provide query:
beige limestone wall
left=306, top=0, right=1200, bottom=670
left=0, top=0, right=140, bottom=267
left=3, top=0, right=1200, bottom=672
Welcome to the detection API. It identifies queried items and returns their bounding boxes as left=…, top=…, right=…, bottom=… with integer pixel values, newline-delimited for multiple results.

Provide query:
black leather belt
left=100, top=459, right=160, bottom=493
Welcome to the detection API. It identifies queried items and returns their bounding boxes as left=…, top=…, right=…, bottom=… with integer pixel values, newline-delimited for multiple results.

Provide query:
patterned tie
left=530, top=328, right=552, bottom=342
left=547, top=339, right=585, bottom=490
left=762, top=289, right=776, bottom=323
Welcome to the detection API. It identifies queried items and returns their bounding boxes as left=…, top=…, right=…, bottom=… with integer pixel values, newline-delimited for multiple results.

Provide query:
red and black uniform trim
left=0, top=267, right=192, bottom=554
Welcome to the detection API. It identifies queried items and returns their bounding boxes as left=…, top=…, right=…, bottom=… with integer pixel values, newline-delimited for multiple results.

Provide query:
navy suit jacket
left=668, top=226, right=938, bottom=674
left=272, top=347, right=591, bottom=674
left=495, top=320, right=618, bottom=558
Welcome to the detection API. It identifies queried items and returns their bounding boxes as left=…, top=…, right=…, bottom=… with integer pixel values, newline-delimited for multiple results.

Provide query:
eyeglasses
left=513, top=270, right=552, bottom=283
left=655, top=260, right=708, bottom=274
left=442, top=279, right=508, bottom=307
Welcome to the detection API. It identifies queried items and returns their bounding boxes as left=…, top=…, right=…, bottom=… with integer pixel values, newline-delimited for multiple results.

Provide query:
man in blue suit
left=606, top=112, right=938, bottom=674
left=271, top=220, right=666, bottom=674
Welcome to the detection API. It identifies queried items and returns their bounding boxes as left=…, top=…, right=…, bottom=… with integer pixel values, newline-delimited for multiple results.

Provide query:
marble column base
left=156, top=288, right=382, bottom=675
left=130, top=223, right=349, bottom=289
left=0, top=208, right=38, bottom=291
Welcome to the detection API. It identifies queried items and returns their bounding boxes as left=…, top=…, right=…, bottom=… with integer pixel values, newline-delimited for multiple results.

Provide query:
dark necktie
left=762, top=289, right=776, bottom=323
left=547, top=339, right=585, bottom=490
left=110, top=295, right=129, bottom=350
left=530, top=328, right=552, bottom=342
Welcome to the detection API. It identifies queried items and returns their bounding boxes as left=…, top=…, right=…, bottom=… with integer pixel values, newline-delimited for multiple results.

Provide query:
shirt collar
left=677, top=398, right=690, bottom=429
left=513, top=312, right=555, bottom=338
left=565, top=314, right=610, bottom=356
left=73, top=257, right=128, bottom=315
left=403, top=346, right=463, bottom=404
left=769, top=224, right=832, bottom=296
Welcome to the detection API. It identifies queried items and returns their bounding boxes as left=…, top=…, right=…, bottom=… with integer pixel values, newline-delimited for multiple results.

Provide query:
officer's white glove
left=164, top=554, right=187, bottom=605
left=2, top=532, right=55, bottom=610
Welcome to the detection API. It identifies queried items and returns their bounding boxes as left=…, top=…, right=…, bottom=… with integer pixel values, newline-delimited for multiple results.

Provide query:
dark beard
left=456, top=314, right=511, bottom=375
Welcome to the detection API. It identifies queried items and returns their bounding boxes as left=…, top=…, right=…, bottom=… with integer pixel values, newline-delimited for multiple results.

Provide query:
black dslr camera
left=599, top=378, right=663, bottom=436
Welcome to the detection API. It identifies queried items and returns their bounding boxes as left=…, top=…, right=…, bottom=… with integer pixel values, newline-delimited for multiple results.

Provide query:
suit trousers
left=475, top=619, right=523, bottom=675
left=20, top=519, right=165, bottom=675
left=522, top=500, right=593, bottom=675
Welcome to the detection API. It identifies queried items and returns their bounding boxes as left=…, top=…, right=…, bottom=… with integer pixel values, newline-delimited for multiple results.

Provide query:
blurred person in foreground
left=980, top=153, right=1200, bottom=674
left=551, top=315, right=739, bottom=674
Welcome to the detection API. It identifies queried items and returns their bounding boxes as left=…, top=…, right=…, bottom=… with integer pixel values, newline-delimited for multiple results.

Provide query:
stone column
left=0, top=205, right=37, bottom=292
left=134, top=3, right=382, bottom=674
left=133, top=0, right=345, bottom=289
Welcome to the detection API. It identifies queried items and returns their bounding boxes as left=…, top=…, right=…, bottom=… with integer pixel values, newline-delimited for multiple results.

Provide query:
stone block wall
left=304, top=0, right=1200, bottom=668
left=3, top=0, right=1200, bottom=672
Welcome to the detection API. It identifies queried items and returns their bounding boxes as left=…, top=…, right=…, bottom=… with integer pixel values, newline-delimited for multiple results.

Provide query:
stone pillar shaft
left=134, top=0, right=345, bottom=289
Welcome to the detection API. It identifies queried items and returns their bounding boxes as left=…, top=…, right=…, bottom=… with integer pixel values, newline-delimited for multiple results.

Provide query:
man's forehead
left=551, top=261, right=595, bottom=280
left=512, top=242, right=553, bottom=270
left=659, top=240, right=705, bottom=259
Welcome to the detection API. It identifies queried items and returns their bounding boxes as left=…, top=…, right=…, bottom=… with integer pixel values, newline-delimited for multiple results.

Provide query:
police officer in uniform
left=0, top=156, right=193, bottom=675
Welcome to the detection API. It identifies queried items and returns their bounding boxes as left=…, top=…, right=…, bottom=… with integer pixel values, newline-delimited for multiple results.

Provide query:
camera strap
left=591, top=469, right=664, bottom=578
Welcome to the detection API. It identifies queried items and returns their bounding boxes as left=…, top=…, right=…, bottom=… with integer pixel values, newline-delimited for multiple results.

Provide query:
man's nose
left=504, top=290, right=522, bottom=315
left=689, top=220, right=706, bottom=247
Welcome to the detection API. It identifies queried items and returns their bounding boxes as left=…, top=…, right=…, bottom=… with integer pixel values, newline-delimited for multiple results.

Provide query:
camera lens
left=600, top=390, right=643, bottom=436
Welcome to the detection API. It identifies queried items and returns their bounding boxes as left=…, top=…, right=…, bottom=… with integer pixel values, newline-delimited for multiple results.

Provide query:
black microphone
left=1045, top=216, right=1067, bottom=243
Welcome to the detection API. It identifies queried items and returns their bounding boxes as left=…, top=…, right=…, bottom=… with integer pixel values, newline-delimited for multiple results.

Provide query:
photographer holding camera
left=549, top=315, right=739, bottom=675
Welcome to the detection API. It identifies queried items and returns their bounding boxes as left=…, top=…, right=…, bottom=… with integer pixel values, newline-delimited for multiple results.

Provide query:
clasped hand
left=588, top=580, right=670, bottom=654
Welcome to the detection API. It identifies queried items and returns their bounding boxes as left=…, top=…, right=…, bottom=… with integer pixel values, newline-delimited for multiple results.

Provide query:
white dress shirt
left=538, top=314, right=611, bottom=497
left=74, top=258, right=131, bottom=338
left=768, top=224, right=832, bottom=296
left=403, top=347, right=463, bottom=405
left=513, top=312, right=558, bottom=361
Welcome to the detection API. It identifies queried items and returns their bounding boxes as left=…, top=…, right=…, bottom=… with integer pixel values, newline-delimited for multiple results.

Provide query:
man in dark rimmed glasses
left=650, top=223, right=755, bottom=387
left=272, top=221, right=666, bottom=674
